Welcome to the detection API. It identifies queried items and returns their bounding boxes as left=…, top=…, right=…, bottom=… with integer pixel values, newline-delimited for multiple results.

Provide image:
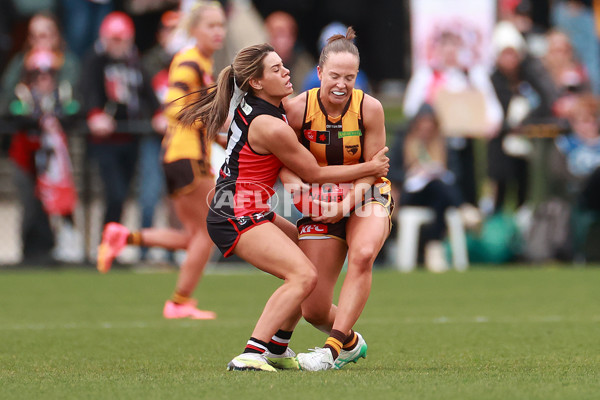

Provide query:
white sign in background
left=409, top=0, right=497, bottom=70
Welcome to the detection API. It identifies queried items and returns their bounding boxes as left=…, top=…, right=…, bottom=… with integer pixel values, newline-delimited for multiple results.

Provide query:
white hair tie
left=228, top=68, right=246, bottom=117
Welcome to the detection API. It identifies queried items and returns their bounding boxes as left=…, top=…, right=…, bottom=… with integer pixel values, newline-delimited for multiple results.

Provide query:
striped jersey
left=209, top=94, right=286, bottom=218
left=162, top=46, right=214, bottom=163
left=300, top=87, right=365, bottom=167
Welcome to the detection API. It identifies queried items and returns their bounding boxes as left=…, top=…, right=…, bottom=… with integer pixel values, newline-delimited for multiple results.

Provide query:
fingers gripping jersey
left=301, top=88, right=365, bottom=166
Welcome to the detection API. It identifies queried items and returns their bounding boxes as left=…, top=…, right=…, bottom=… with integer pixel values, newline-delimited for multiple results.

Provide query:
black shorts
left=163, top=158, right=212, bottom=196
left=207, top=209, right=276, bottom=257
left=297, top=179, right=394, bottom=241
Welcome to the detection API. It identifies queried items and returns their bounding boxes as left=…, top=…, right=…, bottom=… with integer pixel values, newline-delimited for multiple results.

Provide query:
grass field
left=1, top=265, right=599, bottom=400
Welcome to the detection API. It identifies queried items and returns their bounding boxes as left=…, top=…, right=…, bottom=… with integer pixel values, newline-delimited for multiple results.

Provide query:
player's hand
left=368, top=146, right=389, bottom=177
left=311, top=198, right=350, bottom=224
left=151, top=113, right=168, bottom=134
left=88, top=112, right=116, bottom=137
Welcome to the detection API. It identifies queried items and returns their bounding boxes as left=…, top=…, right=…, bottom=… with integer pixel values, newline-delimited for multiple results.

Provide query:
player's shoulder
left=172, top=47, right=200, bottom=65
left=361, top=92, right=384, bottom=116
left=283, top=91, right=308, bottom=128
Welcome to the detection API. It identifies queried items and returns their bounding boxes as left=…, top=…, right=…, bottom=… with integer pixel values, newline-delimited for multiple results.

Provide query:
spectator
left=1, top=12, right=79, bottom=112
left=403, top=28, right=503, bottom=206
left=488, top=21, right=556, bottom=213
left=4, top=49, right=79, bottom=265
left=549, top=94, right=600, bottom=210
left=551, top=0, right=600, bottom=94
left=501, top=0, right=548, bottom=57
left=398, top=104, right=480, bottom=272
left=80, top=12, right=160, bottom=228
left=543, top=29, right=591, bottom=118
left=59, top=0, right=114, bottom=58
left=138, top=10, right=179, bottom=261
left=0, top=12, right=79, bottom=265
left=301, top=22, right=370, bottom=93
left=264, top=11, right=314, bottom=94
left=548, top=94, right=600, bottom=260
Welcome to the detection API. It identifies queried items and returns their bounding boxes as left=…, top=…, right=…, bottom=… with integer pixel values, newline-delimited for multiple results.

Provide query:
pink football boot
left=163, top=300, right=217, bottom=320
left=97, top=222, right=130, bottom=273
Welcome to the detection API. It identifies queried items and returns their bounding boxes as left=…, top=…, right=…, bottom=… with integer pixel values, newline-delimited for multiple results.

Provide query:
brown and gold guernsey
left=296, top=89, right=394, bottom=239
left=301, top=88, right=365, bottom=167
left=162, top=47, right=215, bottom=164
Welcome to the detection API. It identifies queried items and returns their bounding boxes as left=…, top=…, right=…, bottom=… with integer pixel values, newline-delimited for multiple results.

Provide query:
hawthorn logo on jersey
left=345, top=144, right=359, bottom=155
left=299, top=223, right=328, bottom=235
left=304, top=129, right=330, bottom=145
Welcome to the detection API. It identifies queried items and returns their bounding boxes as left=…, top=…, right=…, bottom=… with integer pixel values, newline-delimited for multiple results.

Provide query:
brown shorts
left=163, top=158, right=212, bottom=196
left=297, top=179, right=394, bottom=241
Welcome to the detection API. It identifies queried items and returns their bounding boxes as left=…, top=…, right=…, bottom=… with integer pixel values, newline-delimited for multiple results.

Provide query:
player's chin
left=284, top=82, right=294, bottom=95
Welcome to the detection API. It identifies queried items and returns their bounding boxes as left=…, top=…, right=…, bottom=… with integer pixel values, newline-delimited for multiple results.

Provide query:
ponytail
left=179, top=65, right=234, bottom=141
left=178, top=43, right=275, bottom=141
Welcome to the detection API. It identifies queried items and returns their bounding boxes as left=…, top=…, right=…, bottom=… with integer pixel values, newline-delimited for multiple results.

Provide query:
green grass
left=1, top=266, right=599, bottom=399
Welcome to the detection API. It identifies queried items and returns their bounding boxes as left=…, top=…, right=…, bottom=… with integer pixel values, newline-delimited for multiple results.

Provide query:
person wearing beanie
left=79, top=11, right=161, bottom=242
left=488, top=20, right=557, bottom=213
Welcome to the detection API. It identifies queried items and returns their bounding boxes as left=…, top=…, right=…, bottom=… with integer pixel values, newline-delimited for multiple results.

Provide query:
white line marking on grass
left=0, top=321, right=203, bottom=331
left=2, top=315, right=599, bottom=331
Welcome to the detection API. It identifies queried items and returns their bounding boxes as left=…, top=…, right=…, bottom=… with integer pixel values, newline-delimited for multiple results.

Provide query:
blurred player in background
left=97, top=1, right=226, bottom=320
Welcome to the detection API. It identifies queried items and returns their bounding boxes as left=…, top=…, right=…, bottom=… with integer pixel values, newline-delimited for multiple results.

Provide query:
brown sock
left=126, top=231, right=143, bottom=246
left=171, top=292, right=190, bottom=305
left=343, top=329, right=358, bottom=351
left=324, top=329, right=346, bottom=360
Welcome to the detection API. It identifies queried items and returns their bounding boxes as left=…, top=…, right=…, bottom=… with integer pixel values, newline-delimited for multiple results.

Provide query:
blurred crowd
left=0, top=0, right=599, bottom=267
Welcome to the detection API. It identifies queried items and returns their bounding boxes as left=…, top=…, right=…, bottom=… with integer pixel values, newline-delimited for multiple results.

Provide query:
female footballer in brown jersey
left=283, top=27, right=393, bottom=370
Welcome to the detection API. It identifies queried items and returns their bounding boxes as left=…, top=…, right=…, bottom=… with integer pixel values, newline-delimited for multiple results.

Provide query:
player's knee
left=303, top=305, right=329, bottom=327
left=297, top=266, right=318, bottom=295
left=348, top=245, right=378, bottom=271
left=288, top=264, right=317, bottom=295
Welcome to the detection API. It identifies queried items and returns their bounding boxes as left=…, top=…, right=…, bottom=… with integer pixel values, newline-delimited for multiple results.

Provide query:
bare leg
left=140, top=227, right=189, bottom=250
left=299, top=238, right=347, bottom=333
left=332, top=203, right=390, bottom=335
left=233, top=222, right=318, bottom=343
left=170, top=177, right=215, bottom=297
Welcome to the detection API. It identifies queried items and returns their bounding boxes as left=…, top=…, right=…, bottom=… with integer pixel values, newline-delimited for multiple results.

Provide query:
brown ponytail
left=178, top=43, right=275, bottom=140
